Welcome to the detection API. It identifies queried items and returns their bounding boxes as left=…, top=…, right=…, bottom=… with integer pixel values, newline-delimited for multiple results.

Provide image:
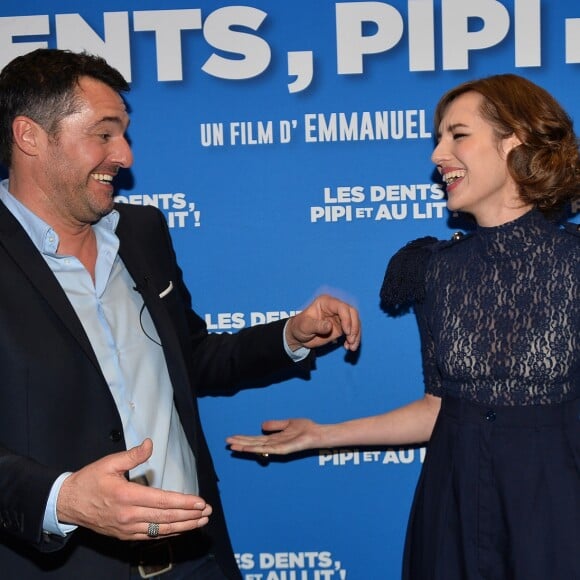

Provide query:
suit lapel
left=116, top=210, right=201, bottom=452
left=0, top=200, right=101, bottom=371
left=116, top=213, right=191, bottom=385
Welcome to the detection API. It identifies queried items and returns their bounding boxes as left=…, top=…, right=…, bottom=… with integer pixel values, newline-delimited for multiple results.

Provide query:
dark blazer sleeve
left=0, top=449, right=67, bottom=552
left=116, top=203, right=312, bottom=397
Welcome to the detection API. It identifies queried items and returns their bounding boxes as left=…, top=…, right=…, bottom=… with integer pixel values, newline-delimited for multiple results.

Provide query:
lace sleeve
left=379, top=236, right=440, bottom=314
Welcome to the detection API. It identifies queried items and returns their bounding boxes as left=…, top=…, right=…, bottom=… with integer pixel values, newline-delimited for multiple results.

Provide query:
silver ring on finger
left=147, top=522, right=160, bottom=538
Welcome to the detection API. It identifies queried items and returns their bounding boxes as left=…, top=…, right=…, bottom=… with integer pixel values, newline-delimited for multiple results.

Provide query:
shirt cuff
left=283, top=319, right=310, bottom=361
left=43, top=472, right=78, bottom=537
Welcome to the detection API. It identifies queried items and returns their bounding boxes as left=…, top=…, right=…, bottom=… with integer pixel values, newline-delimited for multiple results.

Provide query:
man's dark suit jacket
left=0, top=200, right=308, bottom=578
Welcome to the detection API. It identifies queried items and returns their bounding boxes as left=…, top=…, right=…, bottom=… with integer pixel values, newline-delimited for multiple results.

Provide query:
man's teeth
left=443, top=170, right=466, bottom=185
left=92, top=173, right=113, bottom=183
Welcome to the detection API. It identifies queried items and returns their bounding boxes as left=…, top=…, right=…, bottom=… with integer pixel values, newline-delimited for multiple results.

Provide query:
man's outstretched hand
left=57, top=439, right=212, bottom=540
left=285, top=294, right=361, bottom=352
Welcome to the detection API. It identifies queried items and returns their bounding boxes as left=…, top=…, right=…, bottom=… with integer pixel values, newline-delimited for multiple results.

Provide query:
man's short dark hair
left=0, top=48, right=129, bottom=167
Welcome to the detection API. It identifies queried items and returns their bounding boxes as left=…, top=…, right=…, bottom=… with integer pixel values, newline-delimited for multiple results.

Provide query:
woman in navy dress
left=228, top=74, right=580, bottom=580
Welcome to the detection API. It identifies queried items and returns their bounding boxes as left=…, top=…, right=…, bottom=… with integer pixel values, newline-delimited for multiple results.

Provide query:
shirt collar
left=0, top=178, right=119, bottom=255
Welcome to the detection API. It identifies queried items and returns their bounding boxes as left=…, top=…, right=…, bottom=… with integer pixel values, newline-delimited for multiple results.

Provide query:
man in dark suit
left=0, top=49, right=360, bottom=579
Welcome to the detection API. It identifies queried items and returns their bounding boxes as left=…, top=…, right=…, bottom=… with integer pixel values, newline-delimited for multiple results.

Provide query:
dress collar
left=474, top=209, right=552, bottom=258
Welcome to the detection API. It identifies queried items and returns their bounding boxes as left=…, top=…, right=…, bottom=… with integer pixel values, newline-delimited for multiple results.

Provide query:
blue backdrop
left=1, top=1, right=579, bottom=577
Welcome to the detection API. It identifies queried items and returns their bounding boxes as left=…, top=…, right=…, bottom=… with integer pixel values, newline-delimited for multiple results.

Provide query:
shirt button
left=485, top=410, right=496, bottom=422
left=109, top=429, right=122, bottom=442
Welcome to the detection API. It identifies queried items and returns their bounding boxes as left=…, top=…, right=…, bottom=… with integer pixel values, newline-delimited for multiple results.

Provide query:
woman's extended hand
left=227, top=418, right=325, bottom=456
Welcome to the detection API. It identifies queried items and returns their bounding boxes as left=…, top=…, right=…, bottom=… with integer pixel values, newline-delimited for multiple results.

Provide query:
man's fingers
left=123, top=438, right=154, bottom=471
left=142, top=504, right=212, bottom=526
left=97, top=439, right=154, bottom=480
left=136, top=503, right=213, bottom=539
left=139, top=516, right=210, bottom=540
left=309, top=318, right=333, bottom=337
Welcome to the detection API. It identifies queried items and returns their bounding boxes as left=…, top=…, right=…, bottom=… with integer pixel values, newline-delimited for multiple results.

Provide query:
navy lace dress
left=382, top=209, right=580, bottom=580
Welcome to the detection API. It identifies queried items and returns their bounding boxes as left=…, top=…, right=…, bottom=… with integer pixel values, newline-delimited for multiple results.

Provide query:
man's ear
left=12, top=116, right=46, bottom=157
